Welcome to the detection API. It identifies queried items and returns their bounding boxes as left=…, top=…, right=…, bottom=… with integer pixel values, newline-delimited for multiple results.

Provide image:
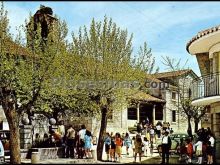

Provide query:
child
left=178, top=138, right=187, bottom=161
left=109, top=136, right=116, bottom=162
left=104, top=132, right=111, bottom=161
left=206, top=141, right=213, bottom=164
left=124, top=133, right=132, bottom=155
left=134, top=134, right=143, bottom=163
left=142, top=137, right=149, bottom=157
left=186, top=138, right=193, bottom=164
left=115, top=133, right=123, bottom=162
left=84, top=130, right=92, bottom=159
left=132, top=136, right=136, bottom=157
left=194, top=138, right=203, bottom=164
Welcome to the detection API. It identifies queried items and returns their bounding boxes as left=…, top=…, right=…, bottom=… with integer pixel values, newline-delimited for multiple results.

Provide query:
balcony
left=191, top=73, right=220, bottom=106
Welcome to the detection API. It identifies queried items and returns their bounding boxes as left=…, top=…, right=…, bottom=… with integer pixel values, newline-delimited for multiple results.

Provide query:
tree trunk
left=97, top=107, right=108, bottom=161
left=187, top=116, right=192, bottom=137
left=3, top=106, right=21, bottom=164
left=194, top=119, right=199, bottom=133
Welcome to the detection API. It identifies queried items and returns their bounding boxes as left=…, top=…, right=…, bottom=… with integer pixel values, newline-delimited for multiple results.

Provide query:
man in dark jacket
left=161, top=131, right=172, bottom=164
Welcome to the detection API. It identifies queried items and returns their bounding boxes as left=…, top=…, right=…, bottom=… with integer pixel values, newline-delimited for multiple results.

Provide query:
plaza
left=0, top=1, right=220, bottom=164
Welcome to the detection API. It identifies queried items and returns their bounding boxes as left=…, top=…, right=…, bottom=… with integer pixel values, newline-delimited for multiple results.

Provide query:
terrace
left=191, top=72, right=220, bottom=106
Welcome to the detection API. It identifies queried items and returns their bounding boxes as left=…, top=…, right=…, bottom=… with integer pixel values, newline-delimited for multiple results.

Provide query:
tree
left=70, top=16, right=157, bottom=160
left=162, top=56, right=208, bottom=136
left=0, top=4, right=69, bottom=163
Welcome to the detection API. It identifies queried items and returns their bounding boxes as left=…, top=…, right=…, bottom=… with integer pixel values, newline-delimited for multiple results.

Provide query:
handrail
left=190, top=72, right=220, bottom=100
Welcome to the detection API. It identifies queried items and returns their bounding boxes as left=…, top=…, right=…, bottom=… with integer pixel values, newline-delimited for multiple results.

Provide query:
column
left=137, top=102, right=140, bottom=123
left=153, top=105, right=156, bottom=125
left=163, top=105, right=166, bottom=122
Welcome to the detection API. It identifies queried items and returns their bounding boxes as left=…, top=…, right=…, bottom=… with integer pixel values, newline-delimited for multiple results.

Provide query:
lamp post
left=49, top=117, right=56, bottom=132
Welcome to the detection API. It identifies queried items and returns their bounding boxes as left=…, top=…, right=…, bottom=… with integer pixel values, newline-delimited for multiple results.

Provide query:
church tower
left=26, top=5, right=57, bottom=50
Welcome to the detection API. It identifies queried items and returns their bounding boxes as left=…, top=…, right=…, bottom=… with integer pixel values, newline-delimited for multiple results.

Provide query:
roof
left=145, top=74, right=163, bottom=83
left=3, top=38, right=31, bottom=56
left=127, top=90, right=166, bottom=103
left=152, top=69, right=194, bottom=79
left=186, top=24, right=220, bottom=53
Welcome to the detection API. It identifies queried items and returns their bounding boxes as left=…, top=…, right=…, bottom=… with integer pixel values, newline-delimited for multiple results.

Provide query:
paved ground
left=20, top=145, right=159, bottom=164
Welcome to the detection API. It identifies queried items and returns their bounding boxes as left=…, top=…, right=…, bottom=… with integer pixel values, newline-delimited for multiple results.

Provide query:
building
left=126, top=69, right=200, bottom=133
left=186, top=24, right=220, bottom=161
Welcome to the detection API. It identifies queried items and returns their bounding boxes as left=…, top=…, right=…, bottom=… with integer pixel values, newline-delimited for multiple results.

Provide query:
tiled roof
left=3, top=38, right=31, bottom=56
left=186, top=24, right=220, bottom=53
left=145, top=74, right=163, bottom=83
left=152, top=69, right=191, bottom=79
left=127, top=90, right=166, bottom=103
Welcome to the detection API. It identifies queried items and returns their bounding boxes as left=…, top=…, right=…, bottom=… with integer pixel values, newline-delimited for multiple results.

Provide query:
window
left=127, top=108, right=137, bottom=120
left=172, top=92, right=176, bottom=100
left=172, top=110, right=176, bottom=122
left=155, top=104, right=163, bottom=120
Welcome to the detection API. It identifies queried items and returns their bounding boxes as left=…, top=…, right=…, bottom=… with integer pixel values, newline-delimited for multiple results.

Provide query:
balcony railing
left=191, top=73, right=220, bottom=100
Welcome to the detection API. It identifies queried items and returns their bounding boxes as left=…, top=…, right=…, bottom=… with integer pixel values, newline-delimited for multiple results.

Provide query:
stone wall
left=32, top=114, right=50, bottom=142
left=106, top=106, right=128, bottom=134
left=20, top=125, right=32, bottom=149
left=196, top=53, right=210, bottom=76
left=164, top=88, right=200, bottom=134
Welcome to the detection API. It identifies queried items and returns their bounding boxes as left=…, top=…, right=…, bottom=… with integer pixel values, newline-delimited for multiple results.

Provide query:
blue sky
left=4, top=1, right=220, bottom=76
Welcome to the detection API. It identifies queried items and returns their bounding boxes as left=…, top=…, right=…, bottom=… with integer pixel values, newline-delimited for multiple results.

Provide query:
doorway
left=139, top=103, right=153, bottom=124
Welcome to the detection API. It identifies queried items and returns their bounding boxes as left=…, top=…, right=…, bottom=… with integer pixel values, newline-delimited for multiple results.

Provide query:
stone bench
left=30, top=147, right=65, bottom=160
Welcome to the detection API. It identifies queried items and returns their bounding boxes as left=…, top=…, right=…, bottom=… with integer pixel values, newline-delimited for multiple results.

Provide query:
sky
left=4, top=1, right=220, bottom=76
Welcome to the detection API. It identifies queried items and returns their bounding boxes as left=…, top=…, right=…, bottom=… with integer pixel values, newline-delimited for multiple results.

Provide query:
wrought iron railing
left=191, top=73, right=220, bottom=100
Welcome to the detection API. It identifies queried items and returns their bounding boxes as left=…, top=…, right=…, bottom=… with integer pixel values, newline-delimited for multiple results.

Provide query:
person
left=57, top=120, right=65, bottom=145
left=124, top=133, right=132, bottom=155
left=186, top=138, right=193, bottom=164
left=137, top=123, right=142, bottom=134
left=134, top=134, right=143, bottom=163
left=115, top=133, right=123, bottom=162
left=33, top=133, right=41, bottom=148
left=142, top=120, right=146, bottom=130
left=41, top=133, right=50, bottom=147
left=206, top=141, right=213, bottom=164
left=170, top=128, right=174, bottom=135
left=84, top=130, right=92, bottom=159
left=156, top=124, right=162, bottom=138
left=161, top=131, right=172, bottom=164
left=146, top=117, right=149, bottom=125
left=194, top=138, right=203, bottom=164
left=104, top=132, right=111, bottom=161
left=66, top=125, right=76, bottom=158
left=132, top=136, right=136, bottom=157
left=78, top=124, right=86, bottom=158
left=202, top=141, right=207, bottom=164
left=149, top=126, right=155, bottom=143
left=109, top=135, right=116, bottom=162
left=142, top=137, right=149, bottom=157
left=178, top=138, right=186, bottom=161
left=49, top=129, right=62, bottom=147
left=208, top=133, right=215, bottom=164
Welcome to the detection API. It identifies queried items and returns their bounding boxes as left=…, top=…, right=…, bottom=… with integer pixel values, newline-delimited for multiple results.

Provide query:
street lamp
left=49, top=118, right=56, bottom=125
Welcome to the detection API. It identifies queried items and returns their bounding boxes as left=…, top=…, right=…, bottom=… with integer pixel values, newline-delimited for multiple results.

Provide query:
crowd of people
left=178, top=127, right=216, bottom=164
left=33, top=122, right=97, bottom=159
left=102, top=120, right=175, bottom=163
left=30, top=119, right=217, bottom=164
